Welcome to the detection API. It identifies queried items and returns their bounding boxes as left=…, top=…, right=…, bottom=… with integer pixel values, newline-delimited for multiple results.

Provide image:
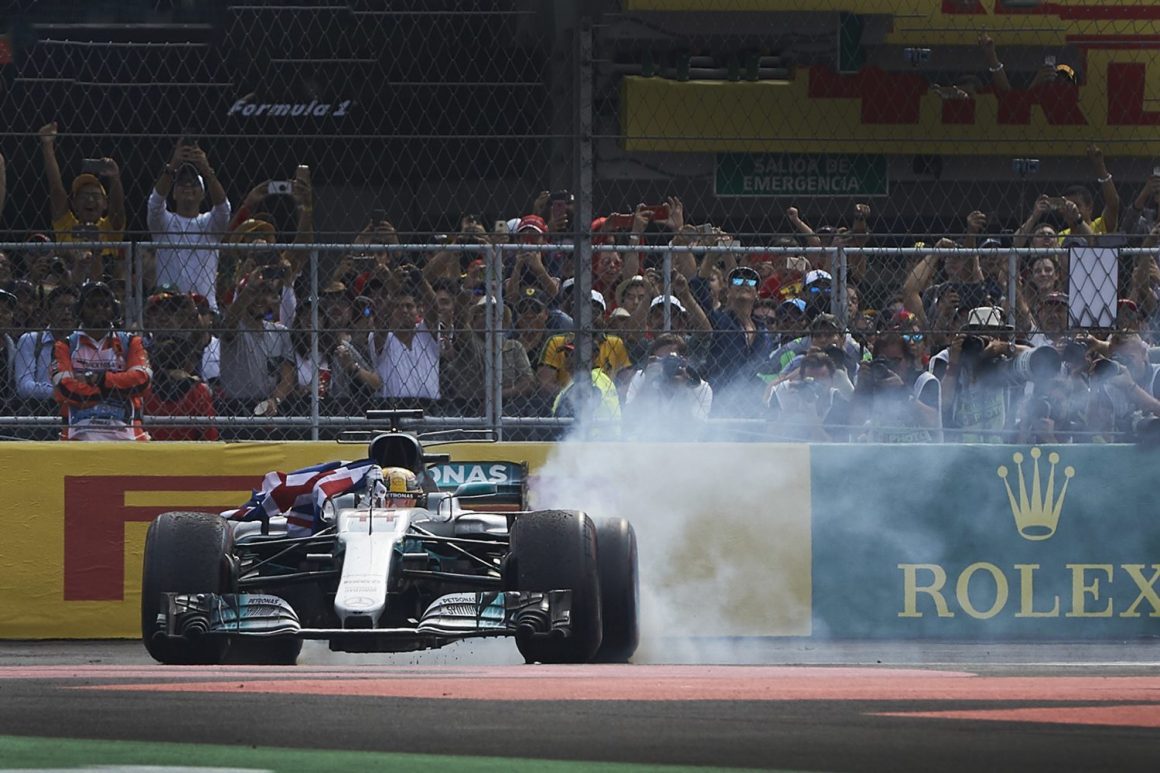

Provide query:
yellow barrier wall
left=0, top=442, right=811, bottom=639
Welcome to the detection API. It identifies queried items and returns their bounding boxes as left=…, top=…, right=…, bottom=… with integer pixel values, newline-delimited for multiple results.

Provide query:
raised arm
left=1087, top=144, right=1119, bottom=230
left=978, top=32, right=1011, bottom=92
left=38, top=122, right=70, bottom=222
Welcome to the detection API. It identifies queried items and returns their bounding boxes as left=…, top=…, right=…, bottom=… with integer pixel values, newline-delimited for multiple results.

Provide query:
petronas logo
left=996, top=447, right=1075, bottom=541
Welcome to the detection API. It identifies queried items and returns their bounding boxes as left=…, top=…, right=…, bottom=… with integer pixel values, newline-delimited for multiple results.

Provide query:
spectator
left=15, top=284, right=77, bottom=432
left=369, top=266, right=441, bottom=408
left=549, top=340, right=621, bottom=439
left=504, top=215, right=560, bottom=299
left=0, top=289, right=18, bottom=417
left=1086, top=333, right=1160, bottom=441
left=936, top=306, right=1028, bottom=443
left=37, top=122, right=125, bottom=280
left=765, top=348, right=847, bottom=441
left=286, top=283, right=380, bottom=418
left=615, top=274, right=650, bottom=316
left=623, top=333, right=713, bottom=437
left=1029, top=292, right=1070, bottom=347
left=904, top=237, right=1002, bottom=335
left=852, top=332, right=941, bottom=443
left=143, top=288, right=219, bottom=442
left=216, top=270, right=296, bottom=422
left=692, top=265, right=771, bottom=416
left=537, top=289, right=631, bottom=405
left=443, top=296, right=535, bottom=415
left=147, top=139, right=232, bottom=311
left=51, top=281, right=151, bottom=441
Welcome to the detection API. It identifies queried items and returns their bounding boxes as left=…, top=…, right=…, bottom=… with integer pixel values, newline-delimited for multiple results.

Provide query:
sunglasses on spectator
left=903, top=333, right=924, bottom=343
left=730, top=276, right=758, bottom=287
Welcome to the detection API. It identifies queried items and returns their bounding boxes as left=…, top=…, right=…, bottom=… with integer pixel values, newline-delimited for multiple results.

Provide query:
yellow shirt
left=1059, top=214, right=1106, bottom=242
left=52, top=211, right=124, bottom=260
left=540, top=333, right=631, bottom=388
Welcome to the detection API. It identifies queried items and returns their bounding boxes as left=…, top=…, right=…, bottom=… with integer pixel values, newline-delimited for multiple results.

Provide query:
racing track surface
left=0, top=639, right=1159, bottom=772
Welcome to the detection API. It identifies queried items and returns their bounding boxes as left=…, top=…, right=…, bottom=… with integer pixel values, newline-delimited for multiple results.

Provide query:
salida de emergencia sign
left=715, top=153, right=888, bottom=197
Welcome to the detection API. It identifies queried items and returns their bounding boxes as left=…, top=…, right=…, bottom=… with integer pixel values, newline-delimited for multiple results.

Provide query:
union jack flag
left=222, top=459, right=378, bottom=536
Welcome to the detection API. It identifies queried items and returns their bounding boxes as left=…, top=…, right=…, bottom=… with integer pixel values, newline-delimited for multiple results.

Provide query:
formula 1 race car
left=141, top=411, right=639, bottom=665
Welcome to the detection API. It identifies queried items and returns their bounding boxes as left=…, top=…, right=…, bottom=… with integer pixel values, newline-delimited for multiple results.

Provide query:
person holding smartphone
left=147, top=136, right=232, bottom=312
left=37, top=121, right=125, bottom=282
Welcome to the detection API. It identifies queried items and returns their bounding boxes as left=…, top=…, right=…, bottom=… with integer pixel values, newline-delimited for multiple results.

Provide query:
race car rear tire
left=593, top=517, right=639, bottom=663
left=509, top=510, right=602, bottom=664
left=141, top=512, right=233, bottom=665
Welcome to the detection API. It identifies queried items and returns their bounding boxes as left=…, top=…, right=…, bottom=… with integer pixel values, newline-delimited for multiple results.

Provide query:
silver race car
left=141, top=412, right=638, bottom=665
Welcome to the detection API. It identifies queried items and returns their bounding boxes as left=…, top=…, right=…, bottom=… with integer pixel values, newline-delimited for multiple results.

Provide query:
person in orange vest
left=51, top=281, right=151, bottom=441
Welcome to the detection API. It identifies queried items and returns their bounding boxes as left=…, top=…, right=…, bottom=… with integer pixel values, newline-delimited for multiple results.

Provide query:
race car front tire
left=593, top=517, right=639, bottom=663
left=509, top=509, right=602, bottom=664
left=141, top=512, right=233, bottom=665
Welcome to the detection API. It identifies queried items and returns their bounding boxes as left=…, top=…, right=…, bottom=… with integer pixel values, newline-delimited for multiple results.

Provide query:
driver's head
left=381, top=466, right=422, bottom=508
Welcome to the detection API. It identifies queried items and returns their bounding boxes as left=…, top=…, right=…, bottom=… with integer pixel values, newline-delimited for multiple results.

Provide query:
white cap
left=591, top=289, right=606, bottom=310
left=649, top=295, right=687, bottom=313
left=505, top=217, right=522, bottom=234
left=804, top=269, right=832, bottom=285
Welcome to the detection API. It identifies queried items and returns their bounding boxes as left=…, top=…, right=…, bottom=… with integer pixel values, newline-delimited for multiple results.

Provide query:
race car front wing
left=152, top=589, right=574, bottom=653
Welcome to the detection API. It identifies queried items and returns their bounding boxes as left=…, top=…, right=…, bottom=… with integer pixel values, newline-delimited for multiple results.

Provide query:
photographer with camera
left=1085, top=332, right=1160, bottom=442
left=936, top=306, right=1030, bottom=442
left=850, top=332, right=941, bottom=443
left=765, top=348, right=848, bottom=442
left=148, top=136, right=231, bottom=312
left=623, top=333, right=712, bottom=438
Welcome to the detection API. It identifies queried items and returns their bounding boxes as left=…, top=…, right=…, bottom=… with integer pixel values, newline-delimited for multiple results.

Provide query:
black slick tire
left=509, top=509, right=602, bottom=664
left=593, top=517, right=639, bottom=663
left=141, top=511, right=233, bottom=665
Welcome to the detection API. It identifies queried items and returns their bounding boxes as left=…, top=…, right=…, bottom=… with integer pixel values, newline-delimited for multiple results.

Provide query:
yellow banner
left=0, top=441, right=813, bottom=640
left=622, top=47, right=1160, bottom=156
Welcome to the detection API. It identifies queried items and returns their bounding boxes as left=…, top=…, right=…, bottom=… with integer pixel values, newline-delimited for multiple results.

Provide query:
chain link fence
left=1, top=1, right=1159, bottom=443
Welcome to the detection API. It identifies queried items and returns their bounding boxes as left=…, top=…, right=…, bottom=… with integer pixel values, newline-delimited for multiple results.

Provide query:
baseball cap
left=517, top=214, right=547, bottom=234
left=516, top=286, right=548, bottom=309
left=778, top=298, right=807, bottom=314
left=70, top=173, right=107, bottom=197
left=804, top=269, right=832, bottom=286
left=590, top=289, right=607, bottom=311
left=649, top=295, right=687, bottom=313
left=1043, top=292, right=1069, bottom=306
left=0, top=289, right=17, bottom=309
left=609, top=307, right=632, bottom=320
left=979, top=237, right=1003, bottom=250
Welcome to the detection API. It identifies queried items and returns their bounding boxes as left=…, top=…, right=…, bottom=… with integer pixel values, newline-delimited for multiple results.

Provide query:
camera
left=869, top=357, right=896, bottom=381
left=1061, top=338, right=1088, bottom=367
left=267, top=180, right=293, bottom=195
left=661, top=353, right=686, bottom=380
left=961, top=335, right=987, bottom=358
left=903, top=48, right=931, bottom=65
left=1012, top=158, right=1040, bottom=176
left=1091, top=357, right=1122, bottom=381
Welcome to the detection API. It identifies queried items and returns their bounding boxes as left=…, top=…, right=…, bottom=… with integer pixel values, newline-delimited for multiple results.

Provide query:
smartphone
left=1044, top=55, right=1057, bottom=67
left=268, top=180, right=293, bottom=195
left=261, top=265, right=286, bottom=281
left=1047, top=196, right=1068, bottom=210
left=643, top=203, right=671, bottom=221
left=371, top=208, right=387, bottom=223
left=606, top=213, right=635, bottom=231
left=1152, top=166, right=1160, bottom=178
left=295, top=164, right=310, bottom=178
left=80, top=158, right=103, bottom=175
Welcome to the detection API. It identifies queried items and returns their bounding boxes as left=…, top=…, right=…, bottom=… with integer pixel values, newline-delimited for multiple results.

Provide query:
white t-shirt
left=147, top=191, right=232, bottom=311
left=369, top=322, right=440, bottom=400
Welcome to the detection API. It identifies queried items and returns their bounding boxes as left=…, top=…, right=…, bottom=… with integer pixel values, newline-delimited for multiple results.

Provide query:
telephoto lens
left=1091, top=358, right=1121, bottom=380
left=961, top=335, right=985, bottom=357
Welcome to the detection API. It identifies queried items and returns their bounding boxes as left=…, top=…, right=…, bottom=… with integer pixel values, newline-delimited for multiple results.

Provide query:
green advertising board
left=810, top=444, right=1160, bottom=639
left=715, top=153, right=888, bottom=197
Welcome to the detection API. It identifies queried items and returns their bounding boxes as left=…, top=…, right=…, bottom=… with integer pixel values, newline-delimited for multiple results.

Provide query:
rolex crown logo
left=996, top=447, right=1075, bottom=541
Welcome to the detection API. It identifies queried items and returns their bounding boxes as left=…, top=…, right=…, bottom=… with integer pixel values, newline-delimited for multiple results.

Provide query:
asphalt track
left=0, top=639, right=1158, bottom=772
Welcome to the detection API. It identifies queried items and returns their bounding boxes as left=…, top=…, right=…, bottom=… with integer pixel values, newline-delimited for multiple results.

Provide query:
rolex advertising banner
left=810, top=444, right=1160, bottom=639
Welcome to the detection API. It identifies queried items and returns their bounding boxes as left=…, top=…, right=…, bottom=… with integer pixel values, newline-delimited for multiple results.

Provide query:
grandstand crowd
left=2, top=116, right=1160, bottom=443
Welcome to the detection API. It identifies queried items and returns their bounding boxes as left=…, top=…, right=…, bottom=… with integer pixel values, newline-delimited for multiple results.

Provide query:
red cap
left=517, top=214, right=547, bottom=234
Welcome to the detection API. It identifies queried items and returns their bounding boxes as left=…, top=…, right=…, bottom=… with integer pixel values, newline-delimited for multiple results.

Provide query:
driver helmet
left=381, top=466, right=423, bottom=508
